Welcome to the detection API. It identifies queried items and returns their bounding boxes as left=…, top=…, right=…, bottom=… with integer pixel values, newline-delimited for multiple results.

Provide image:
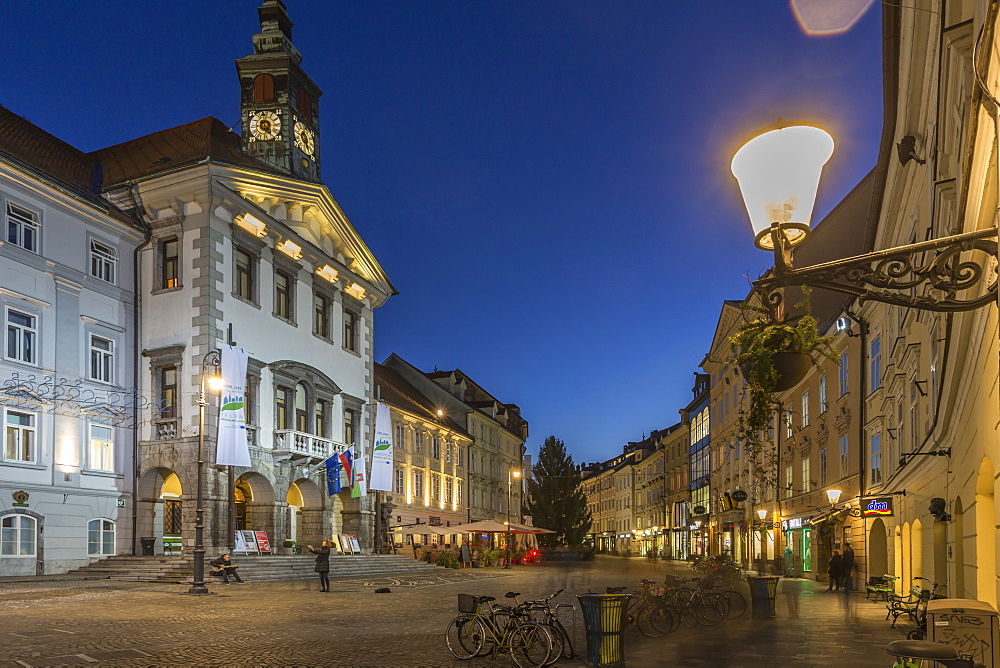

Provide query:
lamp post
left=188, top=350, right=223, bottom=596
left=731, top=120, right=997, bottom=314
left=504, top=469, right=521, bottom=569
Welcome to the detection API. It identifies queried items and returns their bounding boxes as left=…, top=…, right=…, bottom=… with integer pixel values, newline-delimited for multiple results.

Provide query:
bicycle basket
left=458, top=594, right=479, bottom=613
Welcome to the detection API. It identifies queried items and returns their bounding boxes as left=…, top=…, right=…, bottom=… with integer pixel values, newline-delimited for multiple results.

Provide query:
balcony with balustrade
left=273, top=429, right=346, bottom=463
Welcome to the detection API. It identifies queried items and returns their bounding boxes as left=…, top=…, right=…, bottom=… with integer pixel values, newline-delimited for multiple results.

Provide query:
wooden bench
left=163, top=536, right=182, bottom=555
left=866, top=575, right=895, bottom=602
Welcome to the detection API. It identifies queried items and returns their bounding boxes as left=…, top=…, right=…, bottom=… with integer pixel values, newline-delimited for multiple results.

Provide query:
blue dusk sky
left=1, top=1, right=883, bottom=465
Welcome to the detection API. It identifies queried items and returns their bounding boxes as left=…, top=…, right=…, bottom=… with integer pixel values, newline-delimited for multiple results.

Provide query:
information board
left=254, top=531, right=271, bottom=553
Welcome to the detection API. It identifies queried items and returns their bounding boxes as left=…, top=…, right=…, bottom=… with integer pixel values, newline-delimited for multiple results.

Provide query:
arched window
left=295, top=382, right=308, bottom=432
left=1, top=514, right=36, bottom=556
left=88, top=518, right=116, bottom=555
left=253, top=74, right=275, bottom=103
left=298, top=88, right=313, bottom=121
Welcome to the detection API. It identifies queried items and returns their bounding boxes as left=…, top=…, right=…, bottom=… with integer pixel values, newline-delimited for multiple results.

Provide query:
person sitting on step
left=210, top=553, right=244, bottom=583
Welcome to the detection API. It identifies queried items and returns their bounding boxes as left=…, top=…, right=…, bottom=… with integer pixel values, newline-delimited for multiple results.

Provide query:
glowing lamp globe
left=731, top=123, right=834, bottom=250
left=826, top=489, right=843, bottom=505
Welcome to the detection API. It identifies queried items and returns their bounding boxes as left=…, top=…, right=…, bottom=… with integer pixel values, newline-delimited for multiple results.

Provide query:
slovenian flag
left=351, top=453, right=367, bottom=498
left=324, top=453, right=341, bottom=496
left=339, top=447, right=354, bottom=490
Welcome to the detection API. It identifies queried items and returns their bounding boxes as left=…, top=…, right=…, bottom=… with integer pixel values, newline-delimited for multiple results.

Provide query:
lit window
left=4, top=410, right=36, bottom=462
left=89, top=240, right=117, bottom=284
left=89, top=335, right=115, bottom=383
left=88, top=519, right=116, bottom=555
left=160, top=366, right=177, bottom=418
left=6, top=309, right=36, bottom=364
left=6, top=201, right=39, bottom=252
left=89, top=424, right=114, bottom=472
left=161, top=238, right=179, bottom=289
left=1, top=514, right=36, bottom=556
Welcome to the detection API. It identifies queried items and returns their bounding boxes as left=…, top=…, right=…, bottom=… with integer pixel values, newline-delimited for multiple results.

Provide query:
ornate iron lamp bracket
left=754, top=224, right=999, bottom=313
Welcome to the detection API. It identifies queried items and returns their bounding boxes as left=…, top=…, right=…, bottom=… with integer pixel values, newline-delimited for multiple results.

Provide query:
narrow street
left=1, top=557, right=907, bottom=667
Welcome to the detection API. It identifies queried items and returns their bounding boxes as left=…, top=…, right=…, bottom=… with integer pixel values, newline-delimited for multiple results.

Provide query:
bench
left=886, top=586, right=929, bottom=628
left=163, top=536, right=182, bottom=555
left=866, top=575, right=895, bottom=602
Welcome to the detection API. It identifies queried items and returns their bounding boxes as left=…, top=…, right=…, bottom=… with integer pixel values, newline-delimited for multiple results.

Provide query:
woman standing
left=307, top=540, right=332, bottom=592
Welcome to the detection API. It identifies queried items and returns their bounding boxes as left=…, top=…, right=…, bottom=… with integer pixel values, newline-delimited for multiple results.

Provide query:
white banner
left=368, top=401, right=393, bottom=491
left=215, top=345, right=251, bottom=466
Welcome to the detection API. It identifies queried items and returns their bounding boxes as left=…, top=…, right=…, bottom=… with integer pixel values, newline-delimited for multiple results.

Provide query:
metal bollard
left=577, top=593, right=630, bottom=666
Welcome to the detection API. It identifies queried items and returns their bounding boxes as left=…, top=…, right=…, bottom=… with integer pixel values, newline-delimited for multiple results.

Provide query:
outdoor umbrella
left=458, top=519, right=535, bottom=533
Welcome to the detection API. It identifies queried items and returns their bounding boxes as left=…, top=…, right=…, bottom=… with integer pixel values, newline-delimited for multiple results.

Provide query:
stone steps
left=67, top=553, right=440, bottom=583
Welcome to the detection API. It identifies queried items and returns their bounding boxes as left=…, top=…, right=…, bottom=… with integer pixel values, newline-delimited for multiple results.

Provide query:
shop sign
left=781, top=518, right=803, bottom=530
left=863, top=497, right=894, bottom=517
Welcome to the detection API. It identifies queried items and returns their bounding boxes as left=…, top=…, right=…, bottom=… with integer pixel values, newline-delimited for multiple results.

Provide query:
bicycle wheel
left=538, top=622, right=564, bottom=666
left=648, top=604, right=679, bottom=635
left=723, top=590, right=747, bottom=618
left=695, top=597, right=726, bottom=625
left=446, top=616, right=485, bottom=659
left=635, top=606, right=664, bottom=638
left=549, top=618, right=574, bottom=660
left=508, top=621, right=553, bottom=667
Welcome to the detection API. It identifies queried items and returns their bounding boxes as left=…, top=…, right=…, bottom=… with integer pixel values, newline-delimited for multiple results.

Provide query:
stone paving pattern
left=0, top=558, right=910, bottom=667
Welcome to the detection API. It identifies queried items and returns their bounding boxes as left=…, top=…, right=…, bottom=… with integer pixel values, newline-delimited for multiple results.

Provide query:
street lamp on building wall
left=731, top=120, right=998, bottom=315
left=187, top=350, right=223, bottom=596
left=504, top=469, right=521, bottom=569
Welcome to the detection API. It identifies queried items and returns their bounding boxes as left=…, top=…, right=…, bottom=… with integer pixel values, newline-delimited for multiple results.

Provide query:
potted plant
left=282, top=539, right=301, bottom=555
left=730, top=288, right=838, bottom=486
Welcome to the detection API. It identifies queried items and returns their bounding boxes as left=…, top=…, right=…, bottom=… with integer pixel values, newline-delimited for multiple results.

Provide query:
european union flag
left=325, top=453, right=341, bottom=496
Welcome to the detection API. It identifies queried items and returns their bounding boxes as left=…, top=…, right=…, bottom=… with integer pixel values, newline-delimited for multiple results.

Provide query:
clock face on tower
left=293, top=121, right=316, bottom=157
left=249, top=111, right=281, bottom=141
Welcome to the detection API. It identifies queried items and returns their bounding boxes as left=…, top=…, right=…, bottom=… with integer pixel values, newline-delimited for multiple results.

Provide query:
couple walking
left=827, top=542, right=855, bottom=591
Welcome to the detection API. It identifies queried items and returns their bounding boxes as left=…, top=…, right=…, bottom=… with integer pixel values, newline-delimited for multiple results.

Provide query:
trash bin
left=577, top=594, right=630, bottom=666
left=928, top=598, right=1000, bottom=668
left=140, top=537, right=156, bottom=556
left=748, top=576, right=779, bottom=618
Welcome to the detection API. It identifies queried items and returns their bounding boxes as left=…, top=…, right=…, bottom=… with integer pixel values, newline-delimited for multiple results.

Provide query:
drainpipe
left=844, top=306, right=868, bottom=584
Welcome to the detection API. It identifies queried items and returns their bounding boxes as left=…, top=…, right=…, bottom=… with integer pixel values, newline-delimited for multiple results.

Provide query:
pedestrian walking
left=209, top=553, right=244, bottom=583
left=841, top=542, right=855, bottom=591
left=307, top=540, right=331, bottom=592
left=783, top=546, right=795, bottom=577
left=827, top=550, right=842, bottom=590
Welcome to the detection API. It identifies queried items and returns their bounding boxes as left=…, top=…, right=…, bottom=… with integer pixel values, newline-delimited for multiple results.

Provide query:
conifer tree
left=525, top=436, right=591, bottom=547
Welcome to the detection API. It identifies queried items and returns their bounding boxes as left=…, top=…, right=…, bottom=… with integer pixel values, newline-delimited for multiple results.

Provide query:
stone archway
left=235, top=472, right=278, bottom=549
left=869, top=517, right=889, bottom=577
left=136, top=467, right=183, bottom=552
left=975, top=459, right=996, bottom=607
left=911, top=519, right=923, bottom=585
left=287, top=478, right=325, bottom=547
left=893, top=525, right=903, bottom=595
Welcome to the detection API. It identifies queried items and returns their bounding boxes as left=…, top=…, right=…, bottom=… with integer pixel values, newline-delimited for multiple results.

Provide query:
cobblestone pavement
left=0, top=558, right=911, bottom=667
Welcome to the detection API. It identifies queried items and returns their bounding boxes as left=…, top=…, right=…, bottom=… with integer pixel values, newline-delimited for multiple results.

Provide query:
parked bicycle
left=885, top=638, right=984, bottom=668
left=445, top=594, right=554, bottom=666
left=506, top=589, right=575, bottom=663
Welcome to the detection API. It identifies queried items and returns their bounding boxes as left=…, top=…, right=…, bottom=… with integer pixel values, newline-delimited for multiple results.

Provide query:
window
left=819, top=447, right=828, bottom=486
left=275, top=386, right=291, bottom=429
left=89, top=424, right=114, bottom=471
left=88, top=519, right=116, bottom=555
left=870, top=336, right=882, bottom=392
left=801, top=391, right=810, bottom=427
left=457, top=480, right=464, bottom=506
left=432, top=473, right=441, bottom=501
left=253, top=73, right=275, bottom=103
left=801, top=458, right=811, bottom=492
left=446, top=442, right=452, bottom=463
left=432, top=437, right=440, bottom=459
left=839, top=352, right=849, bottom=397
left=344, top=408, right=356, bottom=445
left=818, top=375, right=827, bottom=413
left=315, top=400, right=327, bottom=437
left=160, top=366, right=177, bottom=418
left=163, top=499, right=182, bottom=535
left=89, top=240, right=117, bottom=284
left=446, top=478, right=454, bottom=505
left=314, top=292, right=331, bottom=339
left=343, top=309, right=358, bottom=352
left=298, top=88, right=313, bottom=121
left=414, top=471, right=424, bottom=499
left=839, top=435, right=849, bottom=477
left=89, top=335, right=115, bottom=383
left=394, top=468, right=405, bottom=494
left=161, top=238, right=179, bottom=289
left=415, top=432, right=424, bottom=454
left=234, top=247, right=255, bottom=302
left=457, top=446, right=464, bottom=468
left=1, top=514, right=35, bottom=556
left=785, top=464, right=794, bottom=498
left=395, top=423, right=405, bottom=450
left=244, top=373, right=257, bottom=426
left=295, top=383, right=308, bottom=432
left=870, top=433, right=882, bottom=484
left=275, top=270, right=294, bottom=321
left=4, top=410, right=35, bottom=462
left=785, top=406, right=793, bottom=438
left=6, top=309, right=36, bottom=364
left=6, top=201, right=39, bottom=252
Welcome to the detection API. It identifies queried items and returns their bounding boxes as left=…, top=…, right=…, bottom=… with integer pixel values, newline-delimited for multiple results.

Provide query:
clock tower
left=236, top=0, right=322, bottom=181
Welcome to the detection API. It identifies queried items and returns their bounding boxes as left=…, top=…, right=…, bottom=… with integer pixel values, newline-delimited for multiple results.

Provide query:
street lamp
left=732, top=120, right=997, bottom=313
left=504, top=469, right=521, bottom=569
left=757, top=509, right=768, bottom=521
left=188, top=350, right=222, bottom=595
left=826, top=489, right=843, bottom=505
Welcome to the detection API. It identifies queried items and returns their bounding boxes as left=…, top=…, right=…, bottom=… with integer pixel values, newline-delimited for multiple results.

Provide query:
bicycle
left=607, top=581, right=676, bottom=638
left=507, top=589, right=575, bottom=663
left=445, top=594, right=554, bottom=666
left=695, top=575, right=747, bottom=619
left=885, top=639, right=984, bottom=668
left=661, top=576, right=727, bottom=627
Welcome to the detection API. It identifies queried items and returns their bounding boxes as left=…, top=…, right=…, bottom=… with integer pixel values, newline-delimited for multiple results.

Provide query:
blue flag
left=325, top=453, right=341, bottom=495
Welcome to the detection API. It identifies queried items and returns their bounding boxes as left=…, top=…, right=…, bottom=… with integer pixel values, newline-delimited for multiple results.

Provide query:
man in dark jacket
left=841, top=542, right=856, bottom=591
left=827, top=550, right=842, bottom=590
left=210, top=553, right=244, bottom=583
